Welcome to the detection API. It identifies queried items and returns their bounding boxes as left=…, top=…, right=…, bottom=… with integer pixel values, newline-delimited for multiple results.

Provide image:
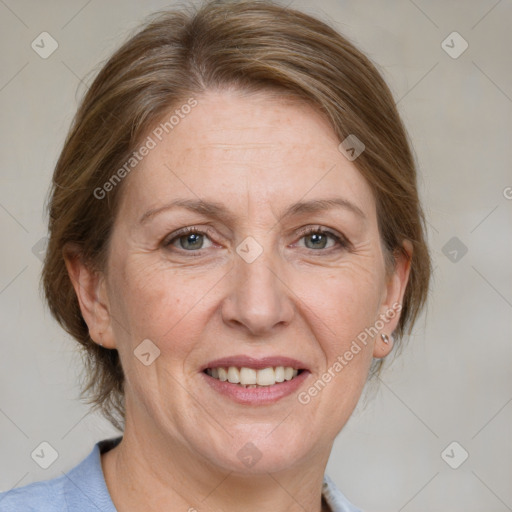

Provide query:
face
left=72, top=89, right=409, bottom=474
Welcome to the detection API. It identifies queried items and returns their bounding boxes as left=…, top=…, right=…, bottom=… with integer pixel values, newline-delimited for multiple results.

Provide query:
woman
left=0, top=0, right=430, bottom=510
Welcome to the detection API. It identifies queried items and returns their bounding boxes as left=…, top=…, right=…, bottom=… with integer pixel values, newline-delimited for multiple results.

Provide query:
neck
left=101, top=420, right=332, bottom=512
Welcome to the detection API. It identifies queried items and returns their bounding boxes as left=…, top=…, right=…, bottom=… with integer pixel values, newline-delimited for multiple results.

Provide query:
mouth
left=204, top=366, right=305, bottom=388
left=200, top=355, right=309, bottom=404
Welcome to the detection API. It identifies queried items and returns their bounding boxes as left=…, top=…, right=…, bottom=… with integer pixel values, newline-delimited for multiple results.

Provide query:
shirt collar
left=322, top=473, right=361, bottom=512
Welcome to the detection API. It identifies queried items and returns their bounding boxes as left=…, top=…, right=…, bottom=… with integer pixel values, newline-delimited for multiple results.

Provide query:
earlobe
left=64, top=247, right=116, bottom=349
left=374, top=332, right=395, bottom=358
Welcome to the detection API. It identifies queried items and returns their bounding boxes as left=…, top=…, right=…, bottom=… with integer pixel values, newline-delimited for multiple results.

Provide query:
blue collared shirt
left=0, top=437, right=361, bottom=511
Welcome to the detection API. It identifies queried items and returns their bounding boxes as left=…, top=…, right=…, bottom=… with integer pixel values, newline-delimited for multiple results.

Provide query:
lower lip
left=202, top=370, right=310, bottom=405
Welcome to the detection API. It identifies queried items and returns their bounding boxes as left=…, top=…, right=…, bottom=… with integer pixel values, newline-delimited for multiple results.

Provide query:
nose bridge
left=222, top=234, right=294, bottom=335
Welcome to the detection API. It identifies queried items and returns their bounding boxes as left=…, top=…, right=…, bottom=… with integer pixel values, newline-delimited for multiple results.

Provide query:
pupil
left=307, top=233, right=326, bottom=249
left=181, top=233, right=202, bottom=250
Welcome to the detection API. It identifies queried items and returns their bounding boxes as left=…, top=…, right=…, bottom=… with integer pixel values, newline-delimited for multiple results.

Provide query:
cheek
left=308, top=264, right=383, bottom=335
left=109, top=257, right=217, bottom=354
left=302, top=272, right=380, bottom=423
left=106, top=261, right=212, bottom=412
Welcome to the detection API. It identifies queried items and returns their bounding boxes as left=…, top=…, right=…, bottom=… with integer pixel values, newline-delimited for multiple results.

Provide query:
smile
left=201, top=356, right=310, bottom=405
left=204, top=366, right=304, bottom=388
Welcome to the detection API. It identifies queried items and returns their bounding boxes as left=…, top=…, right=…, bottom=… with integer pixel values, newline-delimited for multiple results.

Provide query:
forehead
left=173, top=90, right=339, bottom=163
left=119, top=90, right=375, bottom=219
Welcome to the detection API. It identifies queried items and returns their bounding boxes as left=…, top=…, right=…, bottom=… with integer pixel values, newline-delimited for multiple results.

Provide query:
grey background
left=0, top=0, right=511, bottom=510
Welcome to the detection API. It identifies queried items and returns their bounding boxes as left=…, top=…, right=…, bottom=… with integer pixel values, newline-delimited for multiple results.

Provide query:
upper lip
left=202, top=355, right=308, bottom=371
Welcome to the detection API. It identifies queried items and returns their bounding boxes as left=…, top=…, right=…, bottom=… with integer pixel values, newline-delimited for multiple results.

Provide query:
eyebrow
left=139, top=197, right=366, bottom=225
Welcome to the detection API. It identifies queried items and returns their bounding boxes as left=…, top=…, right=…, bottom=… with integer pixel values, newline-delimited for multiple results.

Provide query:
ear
left=64, top=246, right=116, bottom=349
left=373, top=240, right=412, bottom=359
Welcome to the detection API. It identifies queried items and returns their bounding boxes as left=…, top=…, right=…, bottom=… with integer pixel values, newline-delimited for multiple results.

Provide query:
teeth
left=240, top=367, right=257, bottom=385
left=227, top=366, right=240, bottom=384
left=207, top=366, right=301, bottom=387
left=256, top=367, right=275, bottom=386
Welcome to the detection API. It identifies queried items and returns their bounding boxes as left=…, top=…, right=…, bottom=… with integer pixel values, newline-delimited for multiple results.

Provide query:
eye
left=162, top=225, right=350, bottom=255
left=163, top=226, right=215, bottom=252
left=295, top=226, right=350, bottom=251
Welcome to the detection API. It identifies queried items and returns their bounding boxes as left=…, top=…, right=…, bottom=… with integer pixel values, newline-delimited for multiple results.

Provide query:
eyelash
left=162, top=225, right=350, bottom=256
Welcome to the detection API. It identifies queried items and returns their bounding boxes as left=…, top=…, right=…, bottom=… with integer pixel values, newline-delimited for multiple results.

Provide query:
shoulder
left=0, top=437, right=121, bottom=512
left=0, top=475, right=66, bottom=511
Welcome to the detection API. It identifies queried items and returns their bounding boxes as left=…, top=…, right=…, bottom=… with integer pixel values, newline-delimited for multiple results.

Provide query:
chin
left=196, top=428, right=316, bottom=475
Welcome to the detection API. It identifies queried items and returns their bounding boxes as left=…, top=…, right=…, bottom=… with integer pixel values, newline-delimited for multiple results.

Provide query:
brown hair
left=42, top=0, right=431, bottom=430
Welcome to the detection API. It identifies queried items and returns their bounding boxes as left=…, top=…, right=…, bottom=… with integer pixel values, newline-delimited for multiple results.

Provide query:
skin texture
left=66, top=89, right=411, bottom=512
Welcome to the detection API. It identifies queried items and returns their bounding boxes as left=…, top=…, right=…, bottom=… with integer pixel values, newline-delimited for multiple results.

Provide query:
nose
left=221, top=248, right=295, bottom=337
